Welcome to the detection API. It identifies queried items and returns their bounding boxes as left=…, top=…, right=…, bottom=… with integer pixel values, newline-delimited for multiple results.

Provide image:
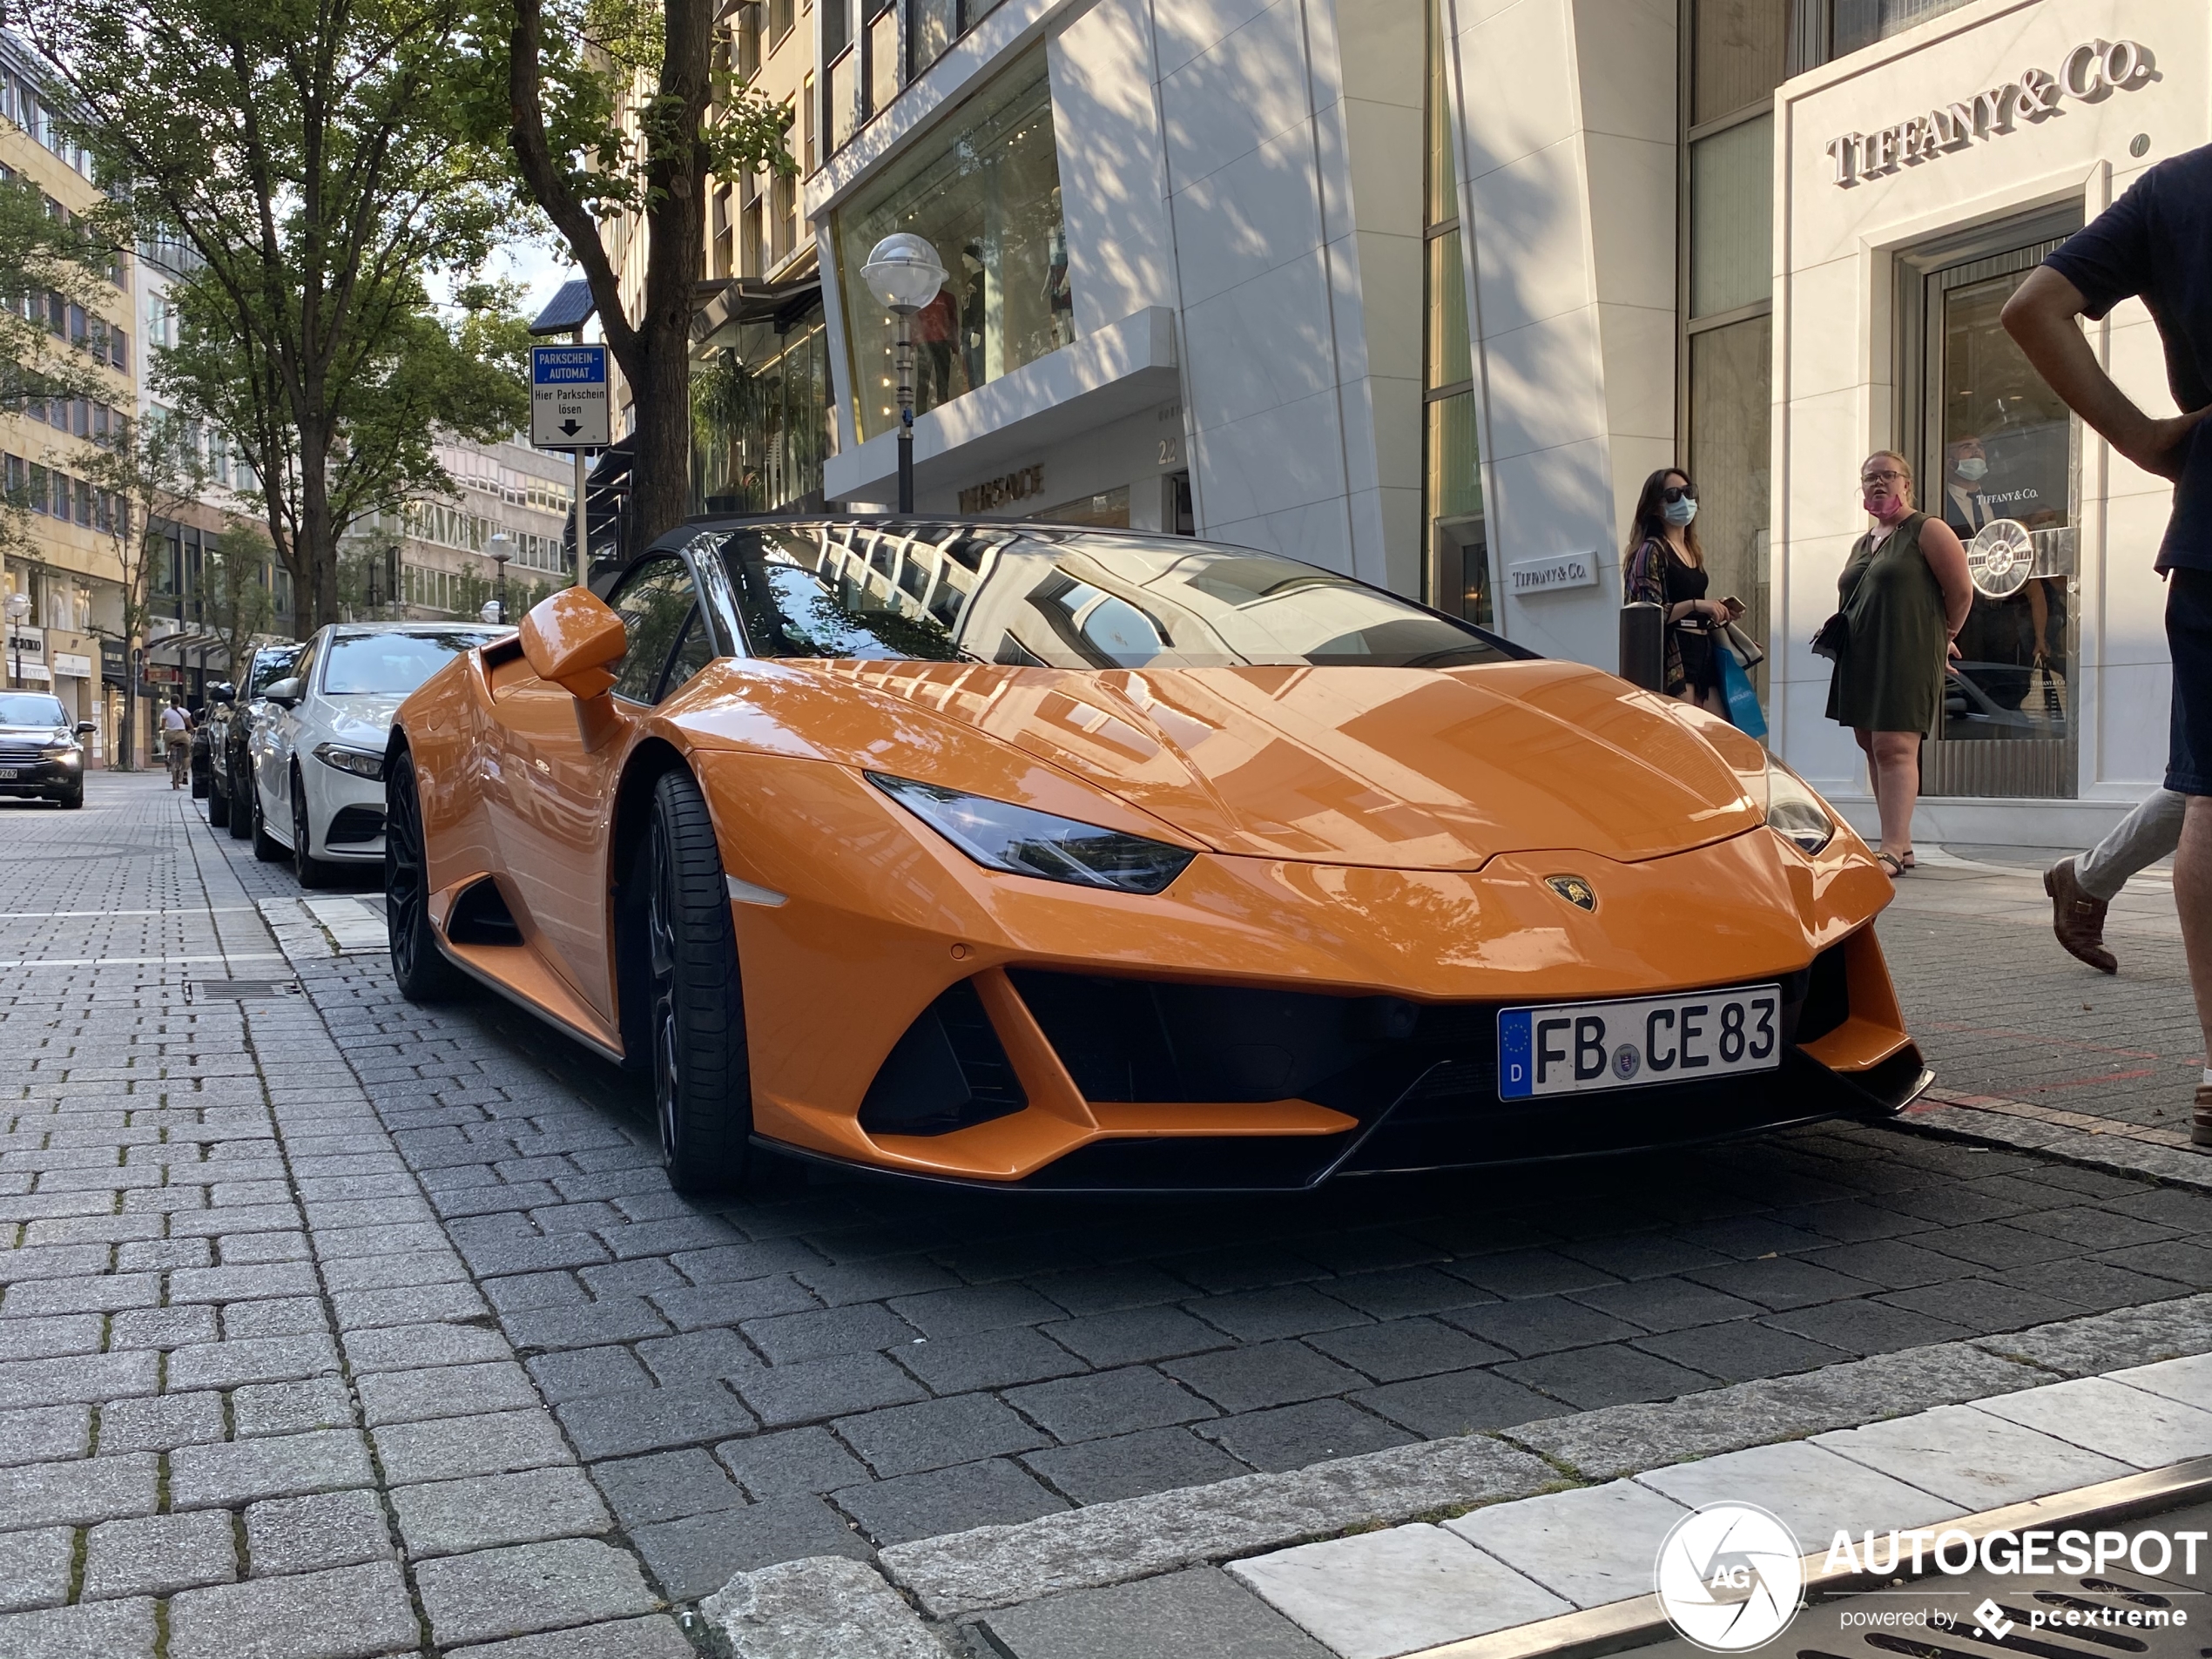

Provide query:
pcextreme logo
left=1654, top=1503, right=1805, bottom=1652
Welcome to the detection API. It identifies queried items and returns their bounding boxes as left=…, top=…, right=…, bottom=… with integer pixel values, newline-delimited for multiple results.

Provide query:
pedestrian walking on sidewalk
left=1821, top=451, right=1973, bottom=879
left=160, top=696, right=190, bottom=789
left=2047, top=789, right=2185, bottom=974
left=2005, top=141, right=2212, bottom=1143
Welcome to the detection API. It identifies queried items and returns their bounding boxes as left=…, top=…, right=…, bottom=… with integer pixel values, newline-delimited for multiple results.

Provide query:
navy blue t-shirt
left=2042, top=144, right=2212, bottom=573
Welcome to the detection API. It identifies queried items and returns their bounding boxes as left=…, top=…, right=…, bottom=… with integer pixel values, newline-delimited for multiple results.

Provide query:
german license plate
left=0, top=767, right=16, bottom=779
left=1498, top=985, right=1782, bottom=1099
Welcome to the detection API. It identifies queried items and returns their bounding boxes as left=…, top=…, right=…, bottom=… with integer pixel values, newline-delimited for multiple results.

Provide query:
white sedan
left=248, top=622, right=507, bottom=887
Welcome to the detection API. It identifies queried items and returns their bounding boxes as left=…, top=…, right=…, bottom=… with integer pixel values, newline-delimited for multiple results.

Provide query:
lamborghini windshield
left=708, top=524, right=1517, bottom=670
left=321, top=631, right=501, bottom=696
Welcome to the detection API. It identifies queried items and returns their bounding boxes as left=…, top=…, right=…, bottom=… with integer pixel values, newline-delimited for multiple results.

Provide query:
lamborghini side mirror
left=520, top=587, right=628, bottom=700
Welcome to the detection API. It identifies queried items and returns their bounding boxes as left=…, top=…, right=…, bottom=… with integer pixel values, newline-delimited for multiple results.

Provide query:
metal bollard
left=1619, top=601, right=1664, bottom=691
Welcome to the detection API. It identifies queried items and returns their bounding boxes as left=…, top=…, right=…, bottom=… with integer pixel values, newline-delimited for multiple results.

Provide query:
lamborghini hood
left=778, top=658, right=1763, bottom=869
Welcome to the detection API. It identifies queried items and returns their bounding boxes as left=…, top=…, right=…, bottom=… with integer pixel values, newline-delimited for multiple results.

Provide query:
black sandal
left=1875, top=852, right=1905, bottom=879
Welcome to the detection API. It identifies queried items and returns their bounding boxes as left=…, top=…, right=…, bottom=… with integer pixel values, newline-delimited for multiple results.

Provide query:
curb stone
left=1893, top=1102, right=2212, bottom=1190
left=700, top=1556, right=952, bottom=1659
left=864, top=1295, right=2212, bottom=1625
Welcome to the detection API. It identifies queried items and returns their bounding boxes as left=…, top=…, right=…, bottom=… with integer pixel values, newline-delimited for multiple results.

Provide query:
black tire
left=207, top=778, right=231, bottom=828
left=191, top=770, right=208, bottom=800
left=291, top=770, right=334, bottom=888
left=57, top=784, right=82, bottom=810
left=251, top=778, right=287, bottom=862
left=385, top=747, right=465, bottom=1003
left=228, top=758, right=253, bottom=840
left=642, top=769, right=752, bottom=1192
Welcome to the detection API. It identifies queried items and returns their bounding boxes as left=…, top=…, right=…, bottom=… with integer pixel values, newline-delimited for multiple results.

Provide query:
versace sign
left=1825, top=39, right=2152, bottom=187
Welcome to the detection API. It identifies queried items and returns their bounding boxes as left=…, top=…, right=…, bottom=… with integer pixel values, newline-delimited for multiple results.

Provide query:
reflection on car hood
left=0, top=724, right=66, bottom=738
left=748, top=659, right=1762, bottom=868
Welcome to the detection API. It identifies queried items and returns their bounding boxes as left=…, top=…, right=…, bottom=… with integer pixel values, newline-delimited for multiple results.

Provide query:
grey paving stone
left=593, top=1448, right=747, bottom=1527
left=1307, top=1318, right=1513, bottom=1382
left=0, top=1404, right=88, bottom=1467
left=1446, top=1248, right=1622, bottom=1298
left=1008, top=1365, right=1217, bottom=1442
left=1181, top=1285, right=1374, bottom=1343
left=372, top=1408, right=571, bottom=1484
left=0, top=1312, right=105, bottom=1360
left=222, top=1300, right=334, bottom=1340
left=486, top=1272, right=588, bottom=1313
left=1796, top=1237, right=1976, bottom=1289
left=167, top=1332, right=341, bottom=1391
left=0, top=1527, right=73, bottom=1613
left=170, top=1429, right=375, bottom=1508
left=415, top=1538, right=660, bottom=1649
left=504, top=1298, right=676, bottom=1351
left=528, top=1345, right=653, bottom=1402
left=1634, top=1320, right=1853, bottom=1382
left=1679, top=1256, right=1880, bottom=1310
left=838, top=1392, right=1049, bottom=1479
left=233, top=1377, right=355, bottom=1437
left=446, top=1616, right=696, bottom=1659
left=393, top=1465, right=613, bottom=1558
left=0, top=1349, right=158, bottom=1408
left=108, top=1304, right=221, bottom=1350
left=1162, top=1341, right=1367, bottom=1413
left=1990, top=1258, right=2192, bottom=1312
left=0, top=1598, right=158, bottom=1659
left=895, top=1325, right=1089, bottom=1394
left=1318, top=1267, right=1497, bottom=1321
left=1023, top=1425, right=1251, bottom=1503
left=343, top=1320, right=515, bottom=1372
left=739, top=1303, right=919, bottom=1365
left=1198, top=1397, right=1417, bottom=1474
left=1355, top=1367, right=1568, bottom=1436
left=700, top=1556, right=942, bottom=1659
left=555, top=1381, right=759, bottom=1460
left=245, top=1490, right=395, bottom=1577
left=887, top=1283, right=1064, bottom=1339
left=1764, top=1297, right=1978, bottom=1356
left=167, top=1560, right=419, bottom=1659
left=835, top=1455, right=1069, bottom=1545
left=357, top=1359, right=542, bottom=1426
left=1027, top=1264, right=1191, bottom=1316
left=1441, top=1296, right=1645, bottom=1357
left=733, top=1352, right=928, bottom=1427
left=975, top=1566, right=1334, bottom=1659
left=634, top=1328, right=761, bottom=1386
left=1044, top=1305, right=1232, bottom=1368
left=83, top=1510, right=239, bottom=1599
left=714, top=1425, right=873, bottom=1500
left=168, top=1261, right=319, bottom=1303
left=0, top=1450, right=158, bottom=1526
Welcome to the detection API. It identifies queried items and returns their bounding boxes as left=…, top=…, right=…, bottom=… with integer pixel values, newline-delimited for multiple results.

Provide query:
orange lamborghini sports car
left=384, top=517, right=1928, bottom=1192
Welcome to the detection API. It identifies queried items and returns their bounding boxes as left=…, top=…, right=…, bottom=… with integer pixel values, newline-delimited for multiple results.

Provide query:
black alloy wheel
left=643, top=768, right=752, bottom=1192
left=250, top=773, right=287, bottom=862
left=291, top=768, right=333, bottom=888
left=228, top=751, right=253, bottom=840
left=385, top=748, right=463, bottom=1003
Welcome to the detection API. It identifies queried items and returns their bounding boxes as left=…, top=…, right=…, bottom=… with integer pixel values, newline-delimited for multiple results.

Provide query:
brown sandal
left=1875, top=852, right=1905, bottom=879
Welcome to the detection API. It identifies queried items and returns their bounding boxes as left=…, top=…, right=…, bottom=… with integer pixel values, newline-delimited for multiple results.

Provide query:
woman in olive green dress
left=1824, top=451, right=1973, bottom=876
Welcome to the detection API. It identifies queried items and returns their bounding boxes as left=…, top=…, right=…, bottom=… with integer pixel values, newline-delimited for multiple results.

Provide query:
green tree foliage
left=0, top=172, right=114, bottom=559
left=32, top=0, right=533, bottom=628
left=200, top=521, right=278, bottom=681
left=450, top=0, right=795, bottom=550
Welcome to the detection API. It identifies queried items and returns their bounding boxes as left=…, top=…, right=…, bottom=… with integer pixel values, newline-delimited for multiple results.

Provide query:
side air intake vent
left=446, top=878, right=523, bottom=947
left=859, top=980, right=1027, bottom=1136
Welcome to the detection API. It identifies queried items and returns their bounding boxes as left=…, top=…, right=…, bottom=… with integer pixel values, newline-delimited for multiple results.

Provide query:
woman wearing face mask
left=1823, top=451, right=1974, bottom=877
left=1623, top=469, right=1728, bottom=714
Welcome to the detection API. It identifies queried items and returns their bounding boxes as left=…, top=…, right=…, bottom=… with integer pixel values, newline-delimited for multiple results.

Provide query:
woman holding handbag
left=1623, top=469, right=1730, bottom=716
left=1821, top=451, right=1973, bottom=878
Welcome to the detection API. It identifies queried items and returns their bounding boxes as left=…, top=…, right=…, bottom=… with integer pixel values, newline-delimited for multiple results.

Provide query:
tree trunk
left=299, top=416, right=340, bottom=628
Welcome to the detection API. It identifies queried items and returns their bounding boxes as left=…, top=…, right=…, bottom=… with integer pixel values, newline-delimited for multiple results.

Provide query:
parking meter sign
left=530, top=345, right=610, bottom=449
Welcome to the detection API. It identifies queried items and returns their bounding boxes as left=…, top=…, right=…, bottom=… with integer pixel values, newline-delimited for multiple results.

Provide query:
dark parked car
left=0, top=691, right=96, bottom=809
left=209, top=644, right=300, bottom=835
left=190, top=685, right=229, bottom=800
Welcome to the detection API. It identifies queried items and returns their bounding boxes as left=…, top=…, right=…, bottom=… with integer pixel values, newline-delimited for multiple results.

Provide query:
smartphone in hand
left=1719, top=595, right=1746, bottom=619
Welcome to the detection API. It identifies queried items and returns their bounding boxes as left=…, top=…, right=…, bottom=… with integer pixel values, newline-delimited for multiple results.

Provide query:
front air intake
left=858, top=979, right=1027, bottom=1136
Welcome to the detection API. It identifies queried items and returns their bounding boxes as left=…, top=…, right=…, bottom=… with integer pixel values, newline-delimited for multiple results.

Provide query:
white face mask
left=1953, top=456, right=1988, bottom=482
left=1663, top=497, right=1698, bottom=528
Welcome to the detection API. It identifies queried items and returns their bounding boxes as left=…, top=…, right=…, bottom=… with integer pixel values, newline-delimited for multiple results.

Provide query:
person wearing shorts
left=161, top=698, right=190, bottom=788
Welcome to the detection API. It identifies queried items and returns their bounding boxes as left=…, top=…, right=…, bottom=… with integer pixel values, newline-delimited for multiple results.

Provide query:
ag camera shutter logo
left=1654, top=1502, right=1805, bottom=1651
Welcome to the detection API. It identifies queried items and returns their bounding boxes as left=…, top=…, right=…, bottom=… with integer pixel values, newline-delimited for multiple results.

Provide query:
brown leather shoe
left=2195, top=1084, right=2212, bottom=1149
left=2045, top=857, right=2118, bottom=974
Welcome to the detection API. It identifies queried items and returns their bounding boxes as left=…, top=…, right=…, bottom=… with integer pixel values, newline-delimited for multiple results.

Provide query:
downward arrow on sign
left=559, top=420, right=581, bottom=436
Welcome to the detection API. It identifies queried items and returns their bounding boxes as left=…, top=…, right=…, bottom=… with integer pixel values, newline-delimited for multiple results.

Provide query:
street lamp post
left=860, top=234, right=948, bottom=515
left=486, top=533, right=514, bottom=625
left=4, top=590, right=28, bottom=689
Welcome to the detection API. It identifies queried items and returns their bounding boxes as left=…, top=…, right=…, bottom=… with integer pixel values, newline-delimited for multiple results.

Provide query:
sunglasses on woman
left=1662, top=484, right=1696, bottom=504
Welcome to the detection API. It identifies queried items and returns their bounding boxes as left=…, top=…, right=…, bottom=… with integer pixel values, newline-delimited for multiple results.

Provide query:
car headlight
left=867, top=772, right=1196, bottom=894
left=39, top=741, right=75, bottom=759
left=314, top=743, right=385, bottom=781
left=1763, top=759, right=1835, bottom=855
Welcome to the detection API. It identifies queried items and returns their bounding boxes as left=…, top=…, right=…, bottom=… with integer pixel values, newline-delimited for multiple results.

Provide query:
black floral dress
left=1625, top=536, right=1720, bottom=700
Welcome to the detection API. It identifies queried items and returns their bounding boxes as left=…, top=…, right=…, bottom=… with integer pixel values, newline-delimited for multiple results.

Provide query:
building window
left=692, top=298, right=836, bottom=515
left=834, top=50, right=1069, bottom=442
left=1680, top=0, right=1789, bottom=668
left=1829, top=0, right=1975, bottom=57
left=1420, top=0, right=1486, bottom=624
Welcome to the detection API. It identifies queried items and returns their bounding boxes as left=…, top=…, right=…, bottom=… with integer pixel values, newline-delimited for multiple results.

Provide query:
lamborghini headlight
left=314, top=743, right=384, bottom=781
left=867, top=772, right=1196, bottom=894
left=1763, top=759, right=1835, bottom=855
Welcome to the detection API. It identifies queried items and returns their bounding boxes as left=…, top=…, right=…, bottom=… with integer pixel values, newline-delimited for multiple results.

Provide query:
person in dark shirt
left=2005, top=142, right=2212, bottom=1145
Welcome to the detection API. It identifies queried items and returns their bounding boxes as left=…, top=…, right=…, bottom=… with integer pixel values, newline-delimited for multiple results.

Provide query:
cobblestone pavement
left=5, top=774, right=2211, bottom=1655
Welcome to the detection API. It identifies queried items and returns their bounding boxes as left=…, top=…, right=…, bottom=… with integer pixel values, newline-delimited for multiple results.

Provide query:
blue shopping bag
left=1717, top=647, right=1768, bottom=740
